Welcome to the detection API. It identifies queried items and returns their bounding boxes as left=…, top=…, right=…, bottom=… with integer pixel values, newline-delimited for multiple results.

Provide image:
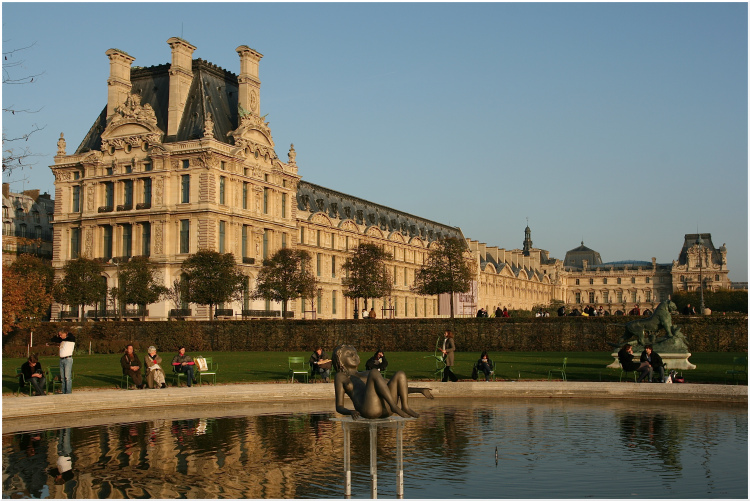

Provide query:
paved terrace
left=2, top=381, right=746, bottom=434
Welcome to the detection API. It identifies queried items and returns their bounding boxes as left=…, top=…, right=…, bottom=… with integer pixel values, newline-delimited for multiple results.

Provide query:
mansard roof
left=296, top=181, right=463, bottom=244
left=563, top=241, right=603, bottom=268
left=76, top=59, right=240, bottom=154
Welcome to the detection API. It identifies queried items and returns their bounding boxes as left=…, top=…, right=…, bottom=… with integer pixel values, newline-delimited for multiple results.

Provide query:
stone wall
left=4, top=316, right=746, bottom=357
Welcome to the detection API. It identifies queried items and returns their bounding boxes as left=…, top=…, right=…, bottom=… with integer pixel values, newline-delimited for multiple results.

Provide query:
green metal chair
left=619, top=366, right=638, bottom=382
left=171, top=366, right=192, bottom=387
left=197, top=356, right=218, bottom=385
left=16, top=368, right=35, bottom=396
left=548, top=357, right=567, bottom=381
left=120, top=374, right=134, bottom=389
left=46, top=366, right=72, bottom=394
left=725, top=356, right=747, bottom=385
left=288, top=356, right=309, bottom=383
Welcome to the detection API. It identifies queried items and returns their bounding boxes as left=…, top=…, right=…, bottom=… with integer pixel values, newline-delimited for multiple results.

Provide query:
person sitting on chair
left=172, top=346, right=196, bottom=387
left=640, top=344, right=665, bottom=383
left=144, top=346, right=167, bottom=389
left=618, top=344, right=651, bottom=383
left=365, top=350, right=388, bottom=374
left=310, top=346, right=332, bottom=382
left=20, top=354, right=46, bottom=396
left=121, top=344, right=144, bottom=389
left=476, top=351, right=494, bottom=381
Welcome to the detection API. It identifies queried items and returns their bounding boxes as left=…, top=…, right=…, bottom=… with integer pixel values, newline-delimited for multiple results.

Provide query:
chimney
left=105, top=48, right=136, bottom=119
left=2, top=183, right=10, bottom=197
left=236, top=45, right=263, bottom=116
left=167, top=37, right=196, bottom=136
left=22, top=189, right=40, bottom=201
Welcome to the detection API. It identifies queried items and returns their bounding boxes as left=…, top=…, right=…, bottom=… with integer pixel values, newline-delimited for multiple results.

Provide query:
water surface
left=2, top=398, right=746, bottom=498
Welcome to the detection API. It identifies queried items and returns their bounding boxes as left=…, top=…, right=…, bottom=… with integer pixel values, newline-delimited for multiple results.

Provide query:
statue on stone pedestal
left=333, top=345, right=433, bottom=420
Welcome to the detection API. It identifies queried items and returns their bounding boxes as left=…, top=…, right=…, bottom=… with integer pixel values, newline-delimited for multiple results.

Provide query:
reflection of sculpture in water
left=333, top=344, right=433, bottom=419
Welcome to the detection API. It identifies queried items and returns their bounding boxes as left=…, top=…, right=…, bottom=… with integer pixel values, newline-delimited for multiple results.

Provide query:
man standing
left=48, top=329, right=76, bottom=394
left=120, top=344, right=144, bottom=389
left=172, top=347, right=196, bottom=387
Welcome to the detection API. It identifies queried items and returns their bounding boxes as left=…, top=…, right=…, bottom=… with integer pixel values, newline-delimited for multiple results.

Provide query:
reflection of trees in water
left=618, top=411, right=690, bottom=470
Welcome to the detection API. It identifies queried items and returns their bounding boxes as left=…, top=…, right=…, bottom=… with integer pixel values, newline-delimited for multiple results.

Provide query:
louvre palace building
left=48, top=39, right=732, bottom=321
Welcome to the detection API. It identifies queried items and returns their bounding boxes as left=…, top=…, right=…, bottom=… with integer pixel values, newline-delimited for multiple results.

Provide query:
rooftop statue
left=333, top=345, right=433, bottom=420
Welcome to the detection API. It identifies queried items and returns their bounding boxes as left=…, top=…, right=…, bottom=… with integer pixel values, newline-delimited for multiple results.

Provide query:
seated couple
left=120, top=345, right=168, bottom=389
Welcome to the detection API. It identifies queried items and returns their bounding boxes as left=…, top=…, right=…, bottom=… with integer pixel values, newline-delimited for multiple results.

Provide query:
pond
left=2, top=398, right=746, bottom=498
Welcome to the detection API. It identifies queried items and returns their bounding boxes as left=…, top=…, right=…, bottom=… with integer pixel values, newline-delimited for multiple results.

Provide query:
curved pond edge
left=3, top=381, right=746, bottom=434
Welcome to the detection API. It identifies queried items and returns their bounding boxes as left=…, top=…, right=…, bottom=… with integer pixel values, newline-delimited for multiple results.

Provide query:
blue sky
left=3, top=2, right=747, bottom=281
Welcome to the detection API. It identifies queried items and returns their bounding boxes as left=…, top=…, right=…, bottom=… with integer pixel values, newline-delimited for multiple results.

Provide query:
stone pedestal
left=608, top=353, right=696, bottom=370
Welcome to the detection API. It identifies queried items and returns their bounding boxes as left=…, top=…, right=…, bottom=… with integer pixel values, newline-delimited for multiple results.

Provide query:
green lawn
left=3, top=351, right=746, bottom=394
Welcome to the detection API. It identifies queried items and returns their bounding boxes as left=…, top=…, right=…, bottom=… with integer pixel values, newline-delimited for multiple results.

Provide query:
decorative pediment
left=339, top=220, right=359, bottom=232
left=365, top=226, right=384, bottom=239
left=407, top=236, right=425, bottom=248
left=389, top=232, right=406, bottom=243
left=101, top=93, right=164, bottom=153
left=309, top=212, right=333, bottom=227
left=228, top=106, right=275, bottom=150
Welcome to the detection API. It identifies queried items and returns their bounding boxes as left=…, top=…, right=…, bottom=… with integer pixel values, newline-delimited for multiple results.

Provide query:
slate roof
left=296, top=181, right=463, bottom=244
left=76, top=59, right=240, bottom=154
left=677, top=233, right=721, bottom=266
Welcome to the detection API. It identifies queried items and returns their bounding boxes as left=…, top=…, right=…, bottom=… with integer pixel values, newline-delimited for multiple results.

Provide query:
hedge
left=3, top=315, right=746, bottom=358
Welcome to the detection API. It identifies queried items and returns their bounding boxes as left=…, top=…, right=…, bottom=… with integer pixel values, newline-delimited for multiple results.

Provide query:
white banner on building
left=438, top=281, right=477, bottom=316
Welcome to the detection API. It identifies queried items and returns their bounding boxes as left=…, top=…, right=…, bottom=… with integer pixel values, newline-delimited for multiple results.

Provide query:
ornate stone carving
left=86, top=185, right=94, bottom=211
left=154, top=223, right=163, bottom=254
left=56, top=133, right=66, bottom=156
left=288, top=143, right=296, bottom=166
left=101, top=91, right=163, bottom=154
left=315, top=199, right=325, bottom=212
left=84, top=227, right=93, bottom=257
left=155, top=178, right=164, bottom=205
left=203, top=113, right=215, bottom=139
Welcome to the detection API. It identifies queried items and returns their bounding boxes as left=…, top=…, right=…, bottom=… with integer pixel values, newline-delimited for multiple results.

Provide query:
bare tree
left=2, top=41, right=45, bottom=173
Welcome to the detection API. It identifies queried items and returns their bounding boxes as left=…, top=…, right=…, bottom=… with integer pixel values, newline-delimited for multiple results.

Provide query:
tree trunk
left=282, top=300, right=288, bottom=319
left=449, top=292, right=455, bottom=319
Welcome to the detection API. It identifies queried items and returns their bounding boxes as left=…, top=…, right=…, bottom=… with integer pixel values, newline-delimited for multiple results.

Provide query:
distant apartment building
left=2, top=183, right=54, bottom=266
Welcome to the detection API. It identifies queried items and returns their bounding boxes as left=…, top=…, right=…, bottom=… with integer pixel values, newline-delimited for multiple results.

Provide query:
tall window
left=616, top=291, right=623, bottom=303
left=631, top=291, right=637, bottom=303
left=589, top=292, right=595, bottom=303
left=141, top=222, right=151, bottom=257
left=262, top=229, right=269, bottom=260
left=122, top=224, right=132, bottom=258
left=317, top=253, right=322, bottom=276
left=32, top=210, right=40, bottom=223
left=180, top=220, right=190, bottom=254
left=143, top=178, right=152, bottom=206
left=317, top=230, right=321, bottom=247
left=331, top=255, right=336, bottom=278
left=332, top=291, right=337, bottom=315
left=281, top=193, right=287, bottom=218
left=18, top=224, right=27, bottom=238
left=105, top=182, right=114, bottom=208
left=243, top=182, right=248, bottom=209
left=317, top=290, right=322, bottom=315
left=71, top=227, right=81, bottom=259
left=243, top=277, right=250, bottom=310
left=645, top=290, right=651, bottom=302
left=123, top=180, right=133, bottom=207
left=182, top=159, right=189, bottom=169
left=345, top=236, right=349, bottom=251
left=219, top=176, right=226, bottom=205
left=602, top=291, right=609, bottom=303
left=103, top=225, right=113, bottom=260
left=281, top=233, right=287, bottom=249
left=603, top=278, right=608, bottom=285
left=219, top=221, right=226, bottom=253
left=242, top=225, right=248, bottom=257
left=646, top=277, right=650, bottom=284
left=181, top=175, right=190, bottom=203
left=72, top=186, right=80, bottom=212
left=300, top=226, right=305, bottom=244
left=575, top=292, right=581, bottom=303
left=263, top=187, right=268, bottom=214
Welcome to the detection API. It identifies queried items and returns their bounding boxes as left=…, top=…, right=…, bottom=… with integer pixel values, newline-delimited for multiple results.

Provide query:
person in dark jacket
left=475, top=351, right=494, bottom=381
left=365, top=350, right=388, bottom=374
left=120, top=344, right=144, bottom=389
left=640, top=344, right=665, bottom=383
left=20, top=354, right=46, bottom=396
left=618, top=344, right=651, bottom=383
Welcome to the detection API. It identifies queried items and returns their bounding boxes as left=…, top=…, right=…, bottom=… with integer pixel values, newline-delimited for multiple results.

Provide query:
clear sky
left=2, top=2, right=747, bottom=281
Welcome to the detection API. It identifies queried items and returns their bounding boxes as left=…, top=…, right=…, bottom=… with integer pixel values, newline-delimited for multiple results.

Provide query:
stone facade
left=2, top=183, right=55, bottom=266
left=48, top=39, right=733, bottom=320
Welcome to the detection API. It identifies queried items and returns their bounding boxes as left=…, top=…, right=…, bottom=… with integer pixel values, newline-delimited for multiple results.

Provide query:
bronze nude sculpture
left=333, top=344, right=433, bottom=419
